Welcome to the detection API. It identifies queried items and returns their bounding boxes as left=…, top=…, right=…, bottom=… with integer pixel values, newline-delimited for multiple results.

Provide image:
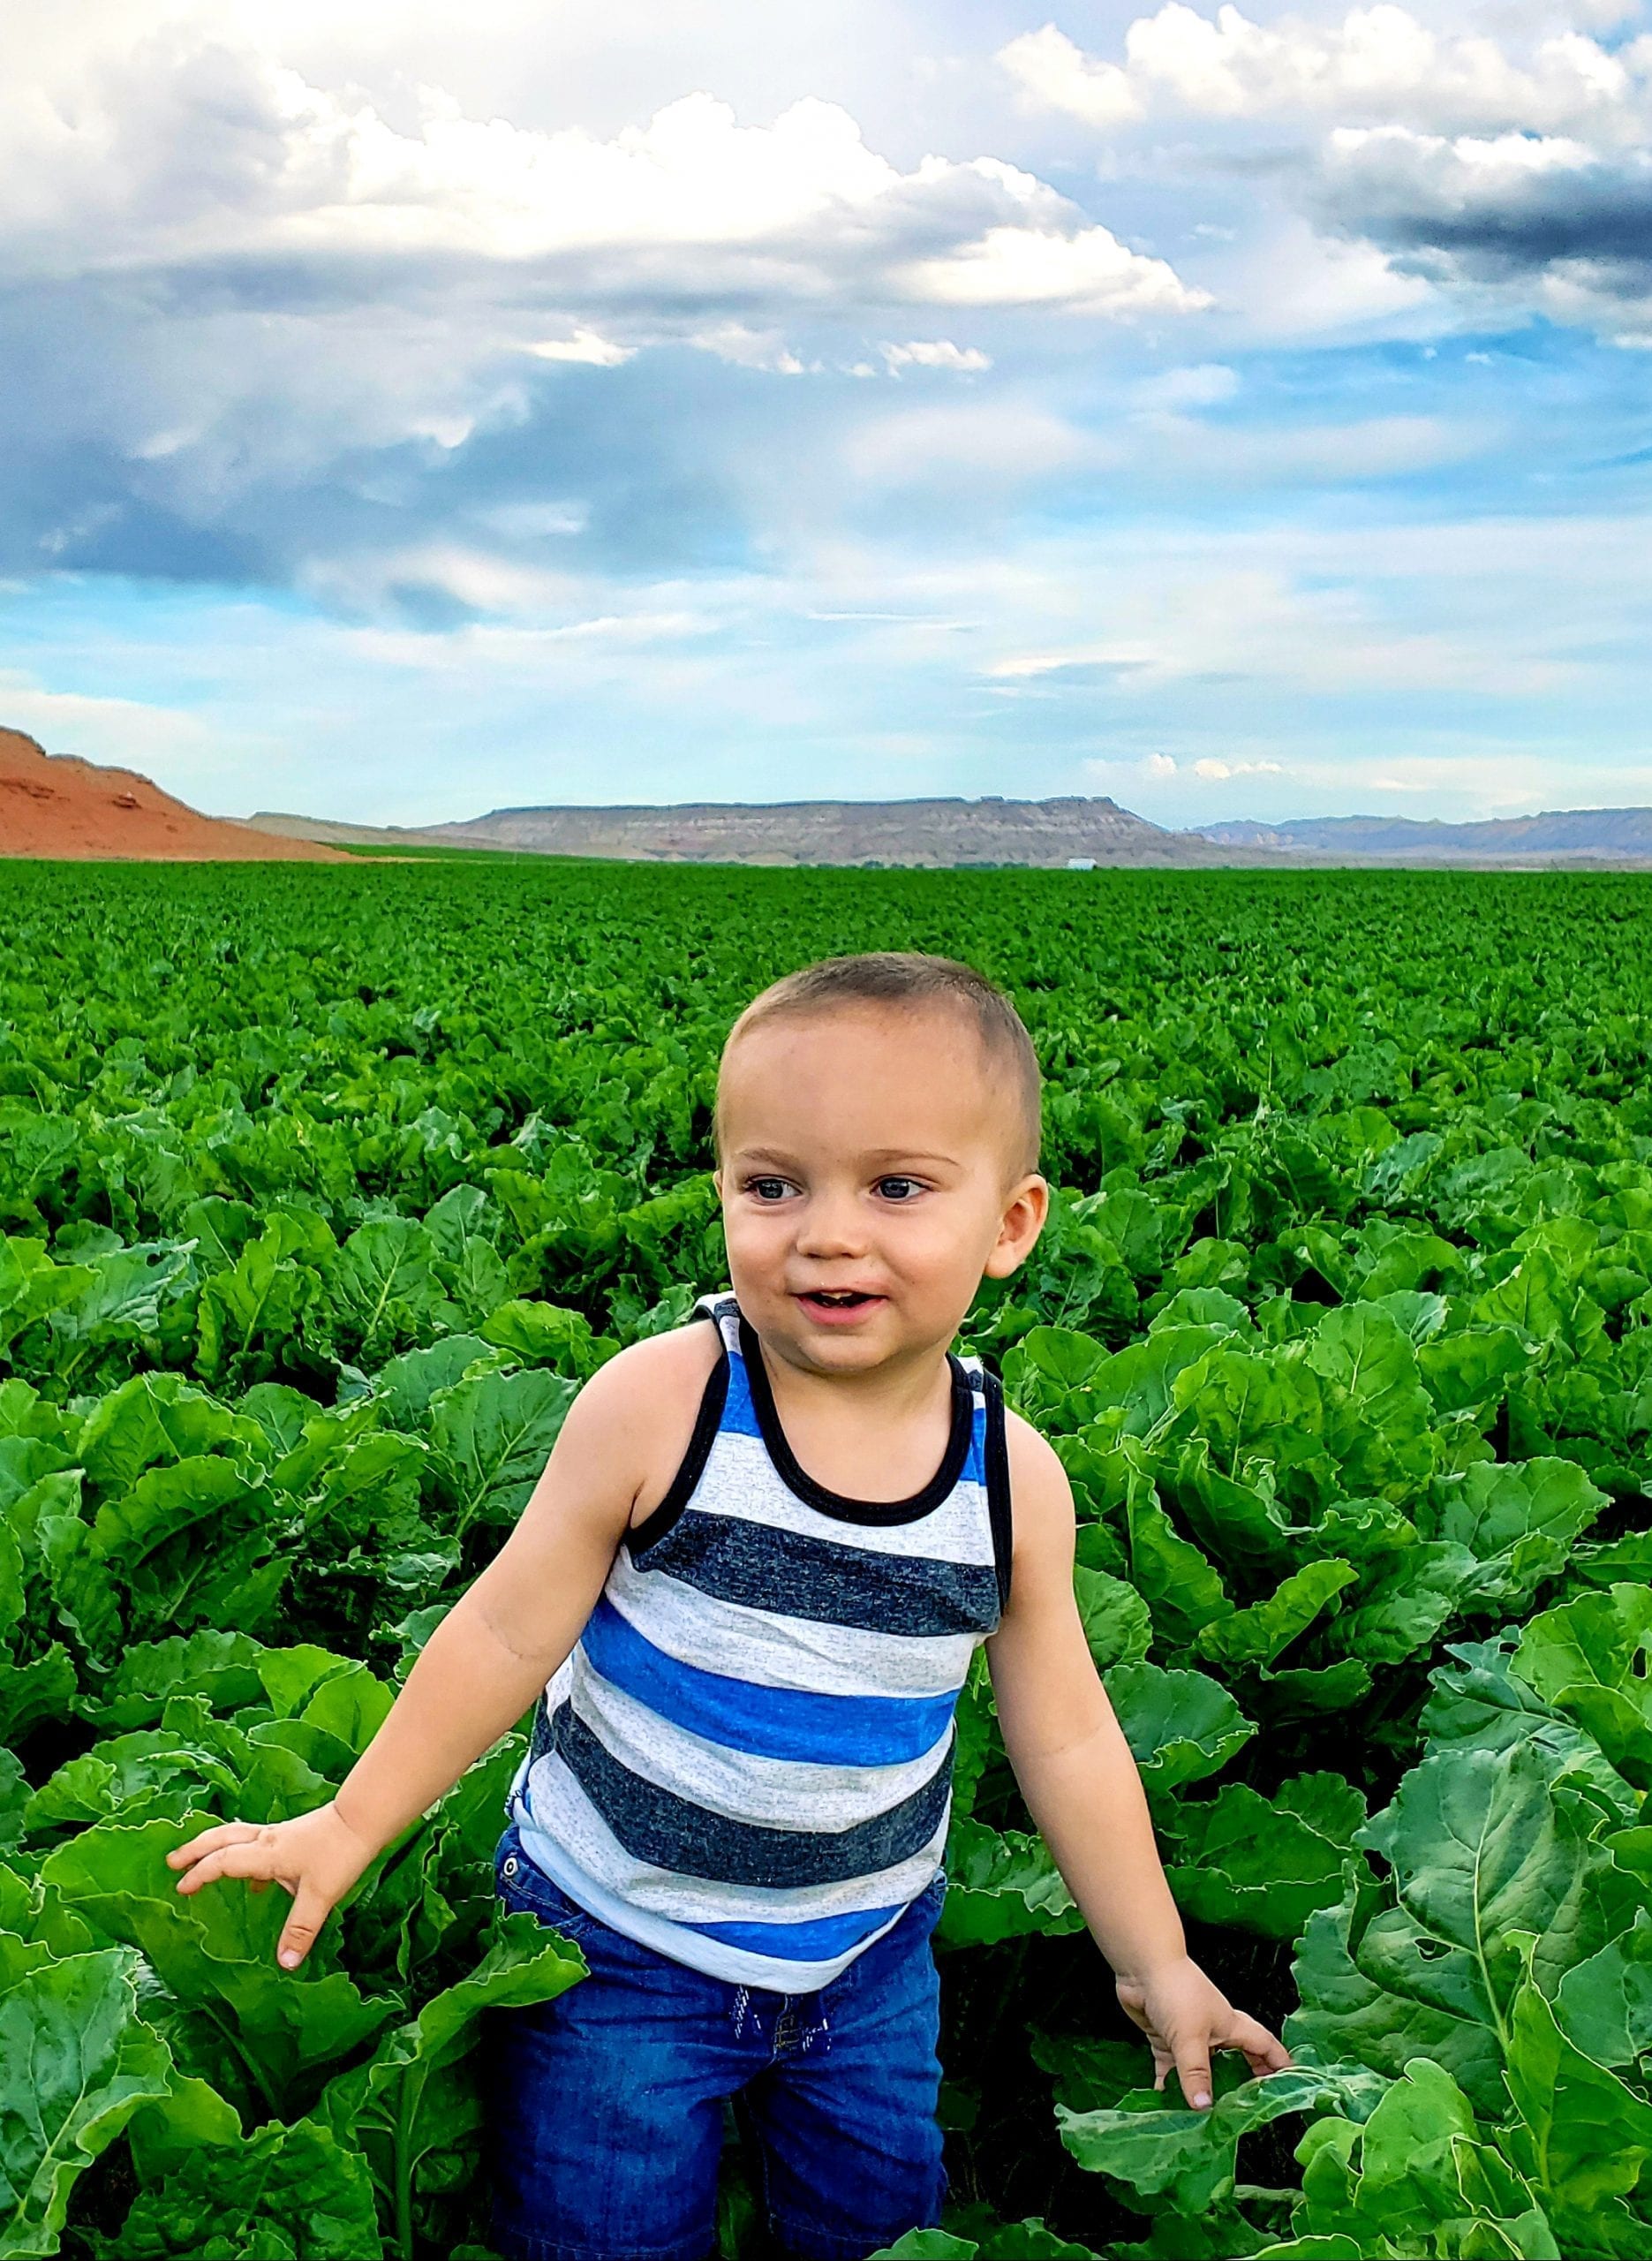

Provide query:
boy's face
left=715, top=1002, right=1047, bottom=1376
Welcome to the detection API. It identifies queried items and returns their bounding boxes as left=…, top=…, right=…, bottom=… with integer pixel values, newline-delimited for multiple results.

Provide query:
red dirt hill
left=0, top=728, right=349, bottom=861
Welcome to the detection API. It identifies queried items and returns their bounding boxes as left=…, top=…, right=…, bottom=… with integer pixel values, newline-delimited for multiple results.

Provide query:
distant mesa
left=245, top=793, right=1226, bottom=867
left=0, top=729, right=347, bottom=862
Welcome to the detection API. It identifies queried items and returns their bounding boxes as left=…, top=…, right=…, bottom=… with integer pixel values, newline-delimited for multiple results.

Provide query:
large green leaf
left=85, top=1630, right=267, bottom=1732
left=1512, top=1585, right=1652, bottom=1789
left=75, top=1373, right=264, bottom=1496
left=0, top=1646, right=77, bottom=1749
left=1421, top=1635, right=1637, bottom=1825
left=0, top=1238, right=94, bottom=1357
left=1105, top=1663, right=1255, bottom=1794
left=317, top=1219, right=449, bottom=1365
left=425, top=1366, right=577, bottom=1531
left=1120, top=1485, right=1232, bottom=1652
left=23, top=1712, right=246, bottom=1839
left=1553, top=1909, right=1652, bottom=2070
left=1422, top=1457, right=1608, bottom=1614
left=366, top=1338, right=496, bottom=1431
left=1289, top=1741, right=1640, bottom=2112
left=0, top=1947, right=172, bottom=2259
left=937, top=1818, right=1083, bottom=1947
left=1337, top=1541, right=1475, bottom=1667
left=1285, top=2055, right=1554, bottom=2261
left=1073, top=1565, right=1151, bottom=1671
left=1167, top=1774, right=1366, bottom=1940
left=111, top=2112, right=381, bottom=2261
left=1059, top=2064, right=1377, bottom=2218
left=195, top=1214, right=326, bottom=1388
left=1503, top=1955, right=1652, bottom=2250
left=1195, top=1560, right=1356, bottom=1668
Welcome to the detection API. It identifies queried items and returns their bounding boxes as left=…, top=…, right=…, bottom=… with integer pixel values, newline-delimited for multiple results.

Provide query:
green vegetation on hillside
left=4, top=858, right=1652, bottom=2259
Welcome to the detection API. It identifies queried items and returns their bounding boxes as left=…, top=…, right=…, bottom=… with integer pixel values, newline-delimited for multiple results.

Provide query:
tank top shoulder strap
left=691, top=1289, right=744, bottom=1363
left=625, top=1295, right=735, bottom=1554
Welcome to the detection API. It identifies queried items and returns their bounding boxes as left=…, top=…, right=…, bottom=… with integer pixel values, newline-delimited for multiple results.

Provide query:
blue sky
left=3, top=0, right=1649, bottom=828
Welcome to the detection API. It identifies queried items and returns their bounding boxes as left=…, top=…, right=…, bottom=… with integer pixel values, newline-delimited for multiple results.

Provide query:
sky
left=3, top=0, right=1650, bottom=828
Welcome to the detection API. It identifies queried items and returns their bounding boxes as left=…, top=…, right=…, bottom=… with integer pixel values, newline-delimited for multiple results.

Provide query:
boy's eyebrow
left=861, top=1148, right=962, bottom=1168
left=728, top=1145, right=963, bottom=1169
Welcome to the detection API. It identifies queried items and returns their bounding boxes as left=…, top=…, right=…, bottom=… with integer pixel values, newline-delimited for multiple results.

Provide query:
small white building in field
left=1066, top=858, right=1097, bottom=871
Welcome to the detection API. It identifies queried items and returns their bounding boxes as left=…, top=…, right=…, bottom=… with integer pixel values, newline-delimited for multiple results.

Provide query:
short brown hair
left=720, top=951, right=1042, bottom=1176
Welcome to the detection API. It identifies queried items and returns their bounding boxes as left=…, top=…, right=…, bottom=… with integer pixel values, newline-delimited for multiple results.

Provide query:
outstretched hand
left=166, top=1801, right=375, bottom=1970
left=1116, top=1955, right=1291, bottom=2110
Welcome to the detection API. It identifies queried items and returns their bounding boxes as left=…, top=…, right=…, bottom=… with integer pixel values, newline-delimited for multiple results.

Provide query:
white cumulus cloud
left=0, top=46, right=1204, bottom=325
left=1000, top=8, right=1652, bottom=142
left=898, top=222, right=1208, bottom=315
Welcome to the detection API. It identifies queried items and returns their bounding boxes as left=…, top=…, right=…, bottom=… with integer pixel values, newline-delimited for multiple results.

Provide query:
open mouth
left=797, top=1289, right=882, bottom=1315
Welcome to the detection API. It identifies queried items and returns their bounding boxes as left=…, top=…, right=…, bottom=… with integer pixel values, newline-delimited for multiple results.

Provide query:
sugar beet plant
left=4, top=857, right=1652, bottom=2259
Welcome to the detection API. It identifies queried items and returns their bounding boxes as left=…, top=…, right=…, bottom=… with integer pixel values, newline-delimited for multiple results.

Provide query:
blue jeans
left=487, top=1823, right=947, bottom=2261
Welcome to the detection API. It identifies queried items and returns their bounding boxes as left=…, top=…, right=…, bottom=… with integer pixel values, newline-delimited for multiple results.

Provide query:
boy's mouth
left=796, top=1289, right=884, bottom=1323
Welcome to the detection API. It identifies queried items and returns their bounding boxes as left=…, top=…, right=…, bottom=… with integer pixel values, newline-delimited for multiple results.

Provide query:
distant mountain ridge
left=1193, top=809, right=1652, bottom=858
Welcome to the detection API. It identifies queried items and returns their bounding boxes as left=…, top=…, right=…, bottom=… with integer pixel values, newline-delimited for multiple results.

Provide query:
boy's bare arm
left=986, top=1416, right=1288, bottom=2108
left=167, top=1326, right=718, bottom=1967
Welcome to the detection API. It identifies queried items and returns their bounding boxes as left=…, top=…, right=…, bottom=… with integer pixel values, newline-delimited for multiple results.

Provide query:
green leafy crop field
left=4, top=858, right=1652, bottom=2261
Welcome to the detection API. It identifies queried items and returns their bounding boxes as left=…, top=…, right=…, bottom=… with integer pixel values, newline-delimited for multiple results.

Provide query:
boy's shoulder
left=1001, top=1403, right=1075, bottom=1561
left=1001, top=1403, right=1072, bottom=1493
left=558, top=1315, right=725, bottom=1518
left=577, top=1312, right=724, bottom=1418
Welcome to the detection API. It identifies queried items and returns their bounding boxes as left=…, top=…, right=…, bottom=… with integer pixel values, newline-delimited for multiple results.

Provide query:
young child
left=170, top=951, right=1287, bottom=2261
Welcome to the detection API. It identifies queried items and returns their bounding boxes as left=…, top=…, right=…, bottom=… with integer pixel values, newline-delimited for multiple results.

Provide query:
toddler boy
left=170, top=951, right=1286, bottom=2261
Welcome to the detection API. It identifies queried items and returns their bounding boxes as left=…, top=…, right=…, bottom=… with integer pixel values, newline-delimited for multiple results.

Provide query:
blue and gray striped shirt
left=509, top=1293, right=1011, bottom=1989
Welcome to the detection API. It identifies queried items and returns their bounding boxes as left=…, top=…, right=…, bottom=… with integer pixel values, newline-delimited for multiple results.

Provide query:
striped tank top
left=508, top=1293, right=1011, bottom=1991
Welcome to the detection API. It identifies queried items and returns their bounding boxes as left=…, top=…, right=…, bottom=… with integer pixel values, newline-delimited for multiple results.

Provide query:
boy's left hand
left=1116, top=1955, right=1291, bottom=2110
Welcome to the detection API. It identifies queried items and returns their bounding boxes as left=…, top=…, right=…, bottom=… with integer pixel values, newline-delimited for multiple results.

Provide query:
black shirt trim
left=627, top=1312, right=729, bottom=1558
left=736, top=1313, right=974, bottom=1527
left=982, top=1365, right=1014, bottom=1613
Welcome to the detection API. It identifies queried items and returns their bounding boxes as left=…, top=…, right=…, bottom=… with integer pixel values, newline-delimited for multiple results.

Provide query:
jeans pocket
left=495, top=1849, right=600, bottom=1944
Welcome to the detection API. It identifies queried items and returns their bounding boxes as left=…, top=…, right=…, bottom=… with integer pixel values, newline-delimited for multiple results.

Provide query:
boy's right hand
left=167, top=1801, right=376, bottom=1969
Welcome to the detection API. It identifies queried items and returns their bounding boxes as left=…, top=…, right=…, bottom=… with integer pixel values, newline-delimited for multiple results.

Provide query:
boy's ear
left=984, top=1173, right=1049, bottom=1278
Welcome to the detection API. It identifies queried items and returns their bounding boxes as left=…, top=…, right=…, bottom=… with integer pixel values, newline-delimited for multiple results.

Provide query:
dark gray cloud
left=1316, top=128, right=1652, bottom=306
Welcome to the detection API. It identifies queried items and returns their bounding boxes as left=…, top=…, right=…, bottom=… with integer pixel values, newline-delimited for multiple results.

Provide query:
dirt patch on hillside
left=0, top=729, right=350, bottom=861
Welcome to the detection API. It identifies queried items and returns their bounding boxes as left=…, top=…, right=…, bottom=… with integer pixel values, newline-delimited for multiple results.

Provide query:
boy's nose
left=794, top=1193, right=868, bottom=1256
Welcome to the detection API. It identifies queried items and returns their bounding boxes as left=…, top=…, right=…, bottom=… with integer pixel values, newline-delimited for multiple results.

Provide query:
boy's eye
left=747, top=1176, right=793, bottom=1201
left=876, top=1176, right=924, bottom=1201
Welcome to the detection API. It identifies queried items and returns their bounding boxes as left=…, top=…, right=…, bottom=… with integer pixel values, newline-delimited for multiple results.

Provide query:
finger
left=1173, top=2038, right=1213, bottom=2112
left=1221, top=2011, right=1293, bottom=2076
left=277, top=1881, right=334, bottom=1971
left=166, top=1822, right=260, bottom=1871
left=174, top=1839, right=286, bottom=1895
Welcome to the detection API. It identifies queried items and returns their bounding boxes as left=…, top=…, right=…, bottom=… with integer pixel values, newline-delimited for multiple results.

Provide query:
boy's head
left=721, top=953, right=1042, bottom=1178
left=714, top=953, right=1048, bottom=1372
